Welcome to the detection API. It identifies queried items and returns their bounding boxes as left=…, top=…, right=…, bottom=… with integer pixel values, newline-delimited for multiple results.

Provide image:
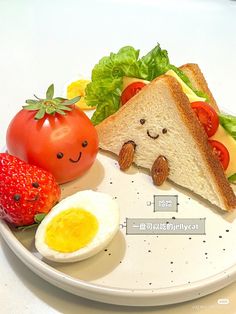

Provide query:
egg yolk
left=45, top=208, right=99, bottom=253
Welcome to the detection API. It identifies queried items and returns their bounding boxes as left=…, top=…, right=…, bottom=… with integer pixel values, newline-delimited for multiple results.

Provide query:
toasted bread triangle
left=96, top=75, right=236, bottom=211
left=180, top=63, right=219, bottom=111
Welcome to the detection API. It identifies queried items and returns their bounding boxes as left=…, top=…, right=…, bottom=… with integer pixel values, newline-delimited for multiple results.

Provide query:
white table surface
left=1, top=0, right=236, bottom=313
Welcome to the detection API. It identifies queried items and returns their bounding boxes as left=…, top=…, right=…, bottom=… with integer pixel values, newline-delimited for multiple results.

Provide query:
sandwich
left=85, top=44, right=236, bottom=211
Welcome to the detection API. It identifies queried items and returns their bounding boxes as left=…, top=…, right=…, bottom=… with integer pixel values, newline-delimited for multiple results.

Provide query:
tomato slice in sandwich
left=121, top=82, right=146, bottom=106
left=191, top=101, right=219, bottom=137
left=208, top=140, right=230, bottom=170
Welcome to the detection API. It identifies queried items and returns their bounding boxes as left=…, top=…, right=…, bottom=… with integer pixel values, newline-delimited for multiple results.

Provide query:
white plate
left=1, top=149, right=236, bottom=306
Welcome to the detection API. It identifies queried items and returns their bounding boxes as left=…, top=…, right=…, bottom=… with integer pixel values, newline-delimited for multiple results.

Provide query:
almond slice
left=118, top=141, right=136, bottom=171
left=151, top=155, right=169, bottom=186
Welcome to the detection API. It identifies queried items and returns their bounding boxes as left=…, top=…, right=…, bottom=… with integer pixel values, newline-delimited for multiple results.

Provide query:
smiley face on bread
left=139, top=118, right=169, bottom=140
left=96, top=74, right=236, bottom=211
left=117, top=117, right=170, bottom=186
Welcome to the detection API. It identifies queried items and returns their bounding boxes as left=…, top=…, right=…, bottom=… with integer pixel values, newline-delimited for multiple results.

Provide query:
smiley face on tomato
left=6, top=86, right=99, bottom=184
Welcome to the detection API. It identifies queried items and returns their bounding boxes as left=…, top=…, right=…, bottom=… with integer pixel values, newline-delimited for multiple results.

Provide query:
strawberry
left=0, top=153, right=61, bottom=226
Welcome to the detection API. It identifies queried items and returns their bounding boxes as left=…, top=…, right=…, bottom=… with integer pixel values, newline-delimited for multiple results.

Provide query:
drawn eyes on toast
left=140, top=119, right=146, bottom=125
left=162, top=128, right=167, bottom=134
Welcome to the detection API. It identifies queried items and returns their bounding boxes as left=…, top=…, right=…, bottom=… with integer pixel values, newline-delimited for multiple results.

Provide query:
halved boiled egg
left=35, top=190, right=120, bottom=262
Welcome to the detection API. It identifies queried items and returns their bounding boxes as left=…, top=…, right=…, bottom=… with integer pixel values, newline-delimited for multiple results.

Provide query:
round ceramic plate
left=1, top=146, right=236, bottom=306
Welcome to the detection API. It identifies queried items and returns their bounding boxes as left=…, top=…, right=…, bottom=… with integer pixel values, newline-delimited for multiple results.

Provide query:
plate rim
left=1, top=215, right=236, bottom=306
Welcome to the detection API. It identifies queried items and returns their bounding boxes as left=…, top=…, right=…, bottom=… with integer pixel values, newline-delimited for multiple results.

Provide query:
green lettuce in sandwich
left=86, top=44, right=236, bottom=183
left=85, top=44, right=207, bottom=125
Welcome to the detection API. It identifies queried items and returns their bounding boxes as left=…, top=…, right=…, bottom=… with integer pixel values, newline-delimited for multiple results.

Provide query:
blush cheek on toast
left=96, top=75, right=236, bottom=212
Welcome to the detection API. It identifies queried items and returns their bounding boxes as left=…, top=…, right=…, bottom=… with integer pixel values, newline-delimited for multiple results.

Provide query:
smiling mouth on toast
left=147, top=130, right=159, bottom=140
left=69, top=152, right=82, bottom=163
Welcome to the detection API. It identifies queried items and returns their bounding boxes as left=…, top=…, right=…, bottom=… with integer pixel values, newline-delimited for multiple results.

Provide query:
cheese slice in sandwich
left=96, top=74, right=236, bottom=212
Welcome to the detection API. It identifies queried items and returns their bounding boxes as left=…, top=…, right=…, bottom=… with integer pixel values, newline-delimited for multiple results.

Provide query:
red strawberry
left=0, top=153, right=61, bottom=226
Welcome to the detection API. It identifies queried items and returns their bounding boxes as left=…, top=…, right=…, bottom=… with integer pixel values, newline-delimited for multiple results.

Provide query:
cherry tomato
left=121, top=82, right=146, bottom=106
left=208, top=140, right=230, bottom=170
left=6, top=106, right=99, bottom=184
left=191, top=101, right=219, bottom=137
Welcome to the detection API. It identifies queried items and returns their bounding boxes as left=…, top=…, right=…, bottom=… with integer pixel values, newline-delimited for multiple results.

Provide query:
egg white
left=35, top=190, right=120, bottom=263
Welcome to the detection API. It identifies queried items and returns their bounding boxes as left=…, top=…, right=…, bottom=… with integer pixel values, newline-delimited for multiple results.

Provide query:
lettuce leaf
left=86, top=78, right=122, bottom=125
left=86, top=46, right=141, bottom=125
left=86, top=44, right=208, bottom=125
left=86, top=44, right=172, bottom=125
left=92, top=46, right=141, bottom=81
left=137, top=45, right=170, bottom=80
left=228, top=173, right=236, bottom=184
left=219, top=113, right=236, bottom=140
